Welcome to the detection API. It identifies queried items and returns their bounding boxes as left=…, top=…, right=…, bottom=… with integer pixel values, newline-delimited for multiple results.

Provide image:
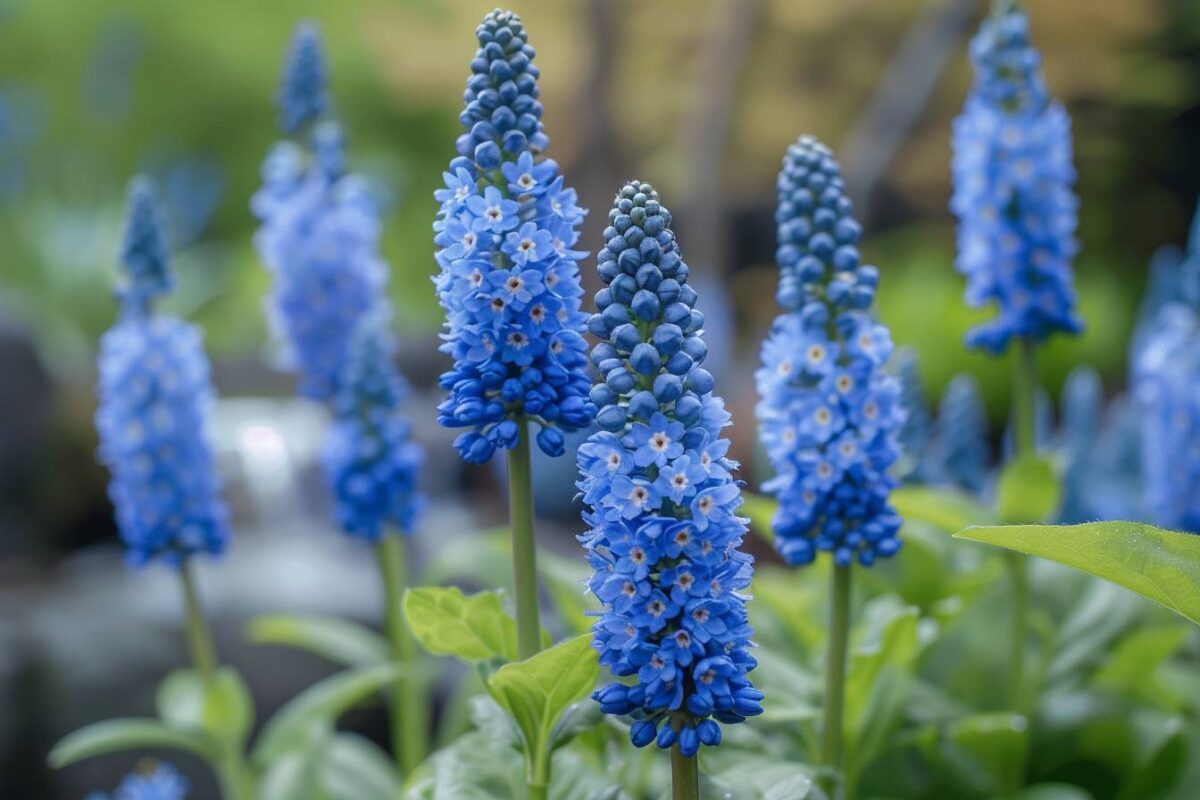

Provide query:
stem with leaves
left=507, top=414, right=542, bottom=660
left=178, top=561, right=255, bottom=800
left=378, top=532, right=426, bottom=775
left=1008, top=338, right=1037, bottom=710
left=821, top=563, right=852, bottom=800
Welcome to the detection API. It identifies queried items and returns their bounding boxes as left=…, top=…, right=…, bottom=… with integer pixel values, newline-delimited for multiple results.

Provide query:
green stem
left=179, top=562, right=255, bottom=800
left=378, top=533, right=426, bottom=776
left=215, top=756, right=255, bottom=800
left=1012, top=338, right=1037, bottom=458
left=507, top=414, right=542, bottom=660
left=821, top=564, right=852, bottom=800
left=1006, top=551, right=1029, bottom=713
left=179, top=560, right=217, bottom=678
left=671, top=743, right=700, bottom=800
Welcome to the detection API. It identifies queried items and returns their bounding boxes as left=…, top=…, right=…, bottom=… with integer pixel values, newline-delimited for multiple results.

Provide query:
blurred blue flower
left=433, top=8, right=594, bottom=463
left=276, top=21, right=328, bottom=134
left=755, top=136, right=903, bottom=568
left=926, top=373, right=990, bottom=495
left=892, top=348, right=931, bottom=481
left=580, top=181, right=761, bottom=756
left=322, top=311, right=425, bottom=540
left=950, top=4, right=1081, bottom=354
left=87, top=762, right=188, bottom=800
left=96, top=178, right=228, bottom=567
left=253, top=24, right=385, bottom=402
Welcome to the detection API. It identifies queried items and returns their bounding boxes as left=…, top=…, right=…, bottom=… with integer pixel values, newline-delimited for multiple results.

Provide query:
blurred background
left=0, top=0, right=1197, bottom=797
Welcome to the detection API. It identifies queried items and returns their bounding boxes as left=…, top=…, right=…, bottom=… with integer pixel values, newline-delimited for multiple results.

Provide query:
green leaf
left=487, top=635, right=600, bottom=783
left=156, top=667, right=255, bottom=747
left=257, top=724, right=327, bottom=800
left=248, top=614, right=391, bottom=668
left=741, top=492, right=776, bottom=544
left=706, top=757, right=815, bottom=799
left=891, top=485, right=995, bottom=534
left=403, top=586, right=519, bottom=662
left=995, top=455, right=1060, bottom=523
left=948, top=713, right=1029, bottom=792
left=320, top=733, right=400, bottom=800
left=253, top=663, right=402, bottom=765
left=954, top=521, right=1200, bottom=625
left=1093, top=625, right=1190, bottom=710
left=845, top=607, right=919, bottom=743
left=48, top=718, right=216, bottom=768
left=1012, top=785, right=1093, bottom=800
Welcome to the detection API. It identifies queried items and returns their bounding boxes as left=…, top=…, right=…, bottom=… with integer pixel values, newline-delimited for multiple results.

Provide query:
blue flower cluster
left=253, top=22, right=385, bottom=402
left=323, top=312, right=425, bottom=540
left=86, top=763, right=188, bottom=800
left=927, top=374, right=991, bottom=495
left=950, top=4, right=1082, bottom=354
left=433, top=8, right=594, bottom=464
left=96, top=179, right=228, bottom=567
left=1134, top=302, right=1200, bottom=533
left=893, top=348, right=931, bottom=481
left=755, top=136, right=903, bottom=567
left=579, top=181, right=761, bottom=756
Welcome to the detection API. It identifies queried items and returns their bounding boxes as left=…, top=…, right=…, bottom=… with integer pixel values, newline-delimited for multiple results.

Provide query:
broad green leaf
left=48, top=718, right=216, bottom=768
left=546, top=700, right=604, bottom=752
left=487, top=635, right=600, bottom=784
left=248, top=614, right=391, bottom=668
left=741, top=492, right=776, bottom=544
left=253, top=663, right=402, bottom=764
left=891, top=485, right=994, bottom=534
left=996, top=455, right=1060, bottom=523
left=706, top=757, right=815, bottom=799
left=845, top=607, right=919, bottom=742
left=1047, top=580, right=1143, bottom=685
left=156, top=667, right=255, bottom=747
left=257, top=724, right=327, bottom=800
left=403, top=586, right=519, bottom=662
left=954, top=521, right=1200, bottom=625
left=1093, top=625, right=1190, bottom=710
left=320, top=733, right=400, bottom=800
left=948, top=713, right=1028, bottom=792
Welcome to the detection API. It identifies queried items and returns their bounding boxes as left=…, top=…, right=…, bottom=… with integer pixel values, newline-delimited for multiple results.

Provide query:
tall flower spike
left=277, top=21, right=327, bottom=134
left=253, top=22, right=385, bottom=402
left=580, top=181, right=762, bottom=756
left=951, top=3, right=1082, bottom=354
left=755, top=135, right=903, bottom=567
left=893, top=348, right=931, bottom=481
left=96, top=178, right=228, bottom=567
left=1058, top=366, right=1102, bottom=523
left=1135, top=293, right=1200, bottom=534
left=119, top=176, right=172, bottom=312
left=323, top=310, right=425, bottom=539
left=928, top=374, right=990, bottom=495
left=433, top=8, right=594, bottom=463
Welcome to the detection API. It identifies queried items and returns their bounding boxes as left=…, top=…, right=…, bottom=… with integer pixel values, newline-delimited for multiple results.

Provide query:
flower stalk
left=378, top=533, right=426, bottom=774
left=507, top=415, right=542, bottom=660
left=820, top=564, right=852, bottom=800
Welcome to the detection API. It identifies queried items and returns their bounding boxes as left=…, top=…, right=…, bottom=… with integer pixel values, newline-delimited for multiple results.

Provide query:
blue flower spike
left=433, top=8, right=595, bottom=463
left=323, top=310, right=425, bottom=540
left=929, top=374, right=991, bottom=495
left=755, top=135, right=903, bottom=568
left=277, top=21, right=327, bottom=134
left=96, top=177, right=229, bottom=567
left=951, top=2, right=1082, bottom=354
left=253, top=22, right=385, bottom=402
left=579, top=180, right=763, bottom=755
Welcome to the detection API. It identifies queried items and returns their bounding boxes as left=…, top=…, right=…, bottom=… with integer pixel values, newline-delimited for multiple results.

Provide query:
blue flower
left=322, top=311, right=424, bottom=540
left=926, top=374, right=991, bottom=495
left=276, top=21, right=327, bottom=134
left=96, top=179, right=228, bottom=568
left=892, top=348, right=931, bottom=481
left=951, top=4, right=1082, bottom=354
left=1134, top=302, right=1200, bottom=533
left=253, top=23, right=385, bottom=402
left=755, top=136, right=903, bottom=568
left=88, top=762, right=188, bottom=800
left=434, top=8, right=594, bottom=463
left=119, top=176, right=173, bottom=310
left=580, top=181, right=761, bottom=754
